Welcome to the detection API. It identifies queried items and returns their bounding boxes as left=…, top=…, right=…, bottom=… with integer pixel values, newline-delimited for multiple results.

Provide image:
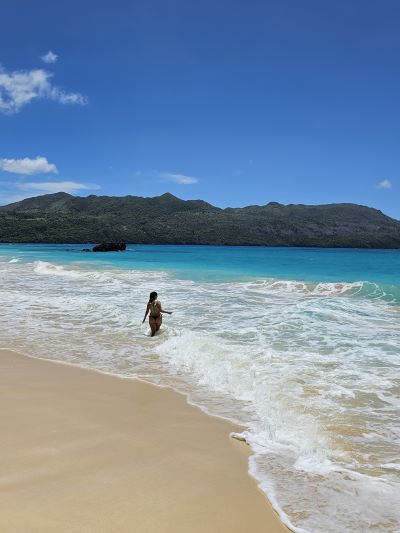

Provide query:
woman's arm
left=142, top=303, right=150, bottom=323
left=159, top=302, right=172, bottom=315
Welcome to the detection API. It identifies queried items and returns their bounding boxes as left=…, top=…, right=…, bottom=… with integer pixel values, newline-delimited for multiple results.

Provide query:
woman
left=142, top=291, right=172, bottom=337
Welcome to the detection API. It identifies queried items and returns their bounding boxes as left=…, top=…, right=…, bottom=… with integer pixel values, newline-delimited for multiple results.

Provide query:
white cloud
left=17, top=181, right=101, bottom=194
left=0, top=193, right=37, bottom=205
left=0, top=65, right=87, bottom=114
left=0, top=178, right=101, bottom=205
left=160, top=172, right=198, bottom=185
left=376, top=179, right=392, bottom=189
left=0, top=156, right=58, bottom=175
left=41, top=51, right=58, bottom=64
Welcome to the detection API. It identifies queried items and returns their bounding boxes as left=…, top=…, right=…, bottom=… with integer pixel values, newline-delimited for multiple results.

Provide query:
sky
left=0, top=0, right=399, bottom=218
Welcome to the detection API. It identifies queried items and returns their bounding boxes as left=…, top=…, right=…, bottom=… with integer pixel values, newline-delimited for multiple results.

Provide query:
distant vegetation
left=0, top=192, right=399, bottom=248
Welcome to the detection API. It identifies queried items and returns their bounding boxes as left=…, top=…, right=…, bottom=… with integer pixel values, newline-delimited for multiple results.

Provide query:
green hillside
left=0, top=192, right=399, bottom=248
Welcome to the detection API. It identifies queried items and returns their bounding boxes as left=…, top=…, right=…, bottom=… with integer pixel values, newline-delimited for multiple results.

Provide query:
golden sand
left=0, top=349, right=288, bottom=532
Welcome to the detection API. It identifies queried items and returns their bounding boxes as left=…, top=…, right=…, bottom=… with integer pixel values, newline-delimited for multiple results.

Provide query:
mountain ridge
left=0, top=192, right=399, bottom=248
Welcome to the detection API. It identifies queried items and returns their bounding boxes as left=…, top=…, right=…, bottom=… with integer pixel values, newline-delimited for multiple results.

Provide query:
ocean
left=0, top=244, right=399, bottom=532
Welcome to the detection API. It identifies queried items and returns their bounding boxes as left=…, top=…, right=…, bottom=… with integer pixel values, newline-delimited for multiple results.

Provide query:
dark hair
left=149, top=291, right=157, bottom=303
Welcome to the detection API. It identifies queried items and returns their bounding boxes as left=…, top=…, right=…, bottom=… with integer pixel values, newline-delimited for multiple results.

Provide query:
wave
left=33, top=260, right=111, bottom=281
left=31, top=260, right=400, bottom=304
left=152, top=328, right=400, bottom=532
left=0, top=259, right=399, bottom=531
left=242, top=278, right=400, bottom=303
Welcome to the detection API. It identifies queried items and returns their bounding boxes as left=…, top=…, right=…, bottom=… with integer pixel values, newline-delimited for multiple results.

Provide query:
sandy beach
left=0, top=349, right=288, bottom=533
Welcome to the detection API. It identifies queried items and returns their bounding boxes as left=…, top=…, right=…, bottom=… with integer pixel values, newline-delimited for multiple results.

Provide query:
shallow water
left=1, top=244, right=399, bottom=532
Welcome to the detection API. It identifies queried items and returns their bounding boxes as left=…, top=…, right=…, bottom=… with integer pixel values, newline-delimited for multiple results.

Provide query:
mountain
left=0, top=192, right=399, bottom=248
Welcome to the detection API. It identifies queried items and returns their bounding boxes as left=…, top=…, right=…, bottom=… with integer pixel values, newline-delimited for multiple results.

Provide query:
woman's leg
left=149, top=318, right=157, bottom=337
left=155, top=316, right=162, bottom=332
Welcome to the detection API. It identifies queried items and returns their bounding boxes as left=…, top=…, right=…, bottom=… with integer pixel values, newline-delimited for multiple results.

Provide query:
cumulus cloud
left=160, top=172, right=198, bottom=185
left=17, top=181, right=101, bottom=194
left=0, top=156, right=58, bottom=175
left=41, top=51, right=58, bottom=64
left=376, top=179, right=392, bottom=189
left=0, top=65, right=87, bottom=114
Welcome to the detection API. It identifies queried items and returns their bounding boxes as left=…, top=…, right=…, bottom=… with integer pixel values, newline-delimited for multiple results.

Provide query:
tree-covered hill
left=0, top=192, right=399, bottom=248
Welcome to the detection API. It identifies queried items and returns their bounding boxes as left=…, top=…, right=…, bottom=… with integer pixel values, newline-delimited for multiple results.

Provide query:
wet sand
left=0, top=349, right=288, bottom=533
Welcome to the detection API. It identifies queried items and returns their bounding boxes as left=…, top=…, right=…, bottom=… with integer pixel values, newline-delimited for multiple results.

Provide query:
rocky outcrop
left=92, top=242, right=126, bottom=252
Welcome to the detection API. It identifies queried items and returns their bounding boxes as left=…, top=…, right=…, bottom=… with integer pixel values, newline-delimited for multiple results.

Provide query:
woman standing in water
left=142, top=291, right=172, bottom=336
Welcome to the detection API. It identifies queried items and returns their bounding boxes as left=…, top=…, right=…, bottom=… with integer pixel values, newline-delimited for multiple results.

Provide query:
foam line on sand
left=0, top=349, right=288, bottom=533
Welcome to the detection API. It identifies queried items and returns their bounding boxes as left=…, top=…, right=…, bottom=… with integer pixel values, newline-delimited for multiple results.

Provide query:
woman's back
left=149, top=299, right=161, bottom=317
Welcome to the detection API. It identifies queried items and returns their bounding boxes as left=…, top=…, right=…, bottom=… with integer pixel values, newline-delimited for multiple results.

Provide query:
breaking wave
left=0, top=258, right=399, bottom=532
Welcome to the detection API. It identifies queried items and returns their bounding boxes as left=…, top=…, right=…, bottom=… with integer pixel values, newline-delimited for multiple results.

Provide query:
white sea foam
left=0, top=260, right=399, bottom=532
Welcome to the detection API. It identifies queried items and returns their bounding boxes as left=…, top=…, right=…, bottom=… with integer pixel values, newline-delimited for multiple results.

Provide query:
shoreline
left=2, top=241, right=400, bottom=250
left=0, top=349, right=289, bottom=533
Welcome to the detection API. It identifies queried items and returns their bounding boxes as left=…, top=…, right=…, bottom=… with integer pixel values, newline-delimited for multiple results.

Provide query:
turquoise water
left=1, top=243, right=400, bottom=285
left=0, top=244, right=399, bottom=532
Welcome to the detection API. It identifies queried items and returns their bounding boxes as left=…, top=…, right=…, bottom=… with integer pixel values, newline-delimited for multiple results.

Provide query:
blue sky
left=0, top=0, right=399, bottom=218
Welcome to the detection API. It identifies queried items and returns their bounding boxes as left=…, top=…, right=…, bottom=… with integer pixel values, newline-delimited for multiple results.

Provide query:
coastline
left=0, top=349, right=288, bottom=533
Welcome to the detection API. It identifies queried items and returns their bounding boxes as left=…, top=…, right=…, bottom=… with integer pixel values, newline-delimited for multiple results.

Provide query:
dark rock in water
left=92, top=242, right=126, bottom=252
left=82, top=248, right=91, bottom=252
